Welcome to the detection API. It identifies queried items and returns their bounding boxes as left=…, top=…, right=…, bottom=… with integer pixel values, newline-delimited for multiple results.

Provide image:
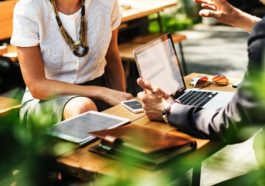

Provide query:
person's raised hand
left=137, top=89, right=166, bottom=121
left=193, top=0, right=261, bottom=32
left=194, top=0, right=238, bottom=26
left=137, top=78, right=170, bottom=99
left=137, top=78, right=170, bottom=120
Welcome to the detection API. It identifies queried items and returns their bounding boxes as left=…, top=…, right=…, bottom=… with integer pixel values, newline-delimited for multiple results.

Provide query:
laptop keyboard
left=178, top=91, right=218, bottom=107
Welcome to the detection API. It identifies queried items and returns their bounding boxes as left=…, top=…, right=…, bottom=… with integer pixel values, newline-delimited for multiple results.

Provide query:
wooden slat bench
left=0, top=96, right=21, bottom=117
left=119, top=33, right=188, bottom=74
left=119, top=33, right=188, bottom=95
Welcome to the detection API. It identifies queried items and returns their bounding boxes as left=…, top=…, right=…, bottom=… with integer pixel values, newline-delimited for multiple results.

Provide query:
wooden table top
left=120, top=0, right=177, bottom=23
left=57, top=73, right=238, bottom=180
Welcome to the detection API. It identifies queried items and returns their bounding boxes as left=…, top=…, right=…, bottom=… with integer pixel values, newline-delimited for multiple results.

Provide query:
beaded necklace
left=50, top=0, right=89, bottom=57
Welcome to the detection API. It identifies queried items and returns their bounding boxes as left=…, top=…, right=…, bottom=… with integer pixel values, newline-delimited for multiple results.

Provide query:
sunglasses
left=190, top=75, right=229, bottom=88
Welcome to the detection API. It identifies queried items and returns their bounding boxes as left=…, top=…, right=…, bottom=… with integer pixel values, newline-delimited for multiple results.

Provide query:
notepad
left=89, top=125, right=197, bottom=169
left=51, top=111, right=130, bottom=146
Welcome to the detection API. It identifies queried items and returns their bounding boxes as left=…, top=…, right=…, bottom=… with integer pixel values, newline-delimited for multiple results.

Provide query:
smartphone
left=121, top=100, right=144, bottom=113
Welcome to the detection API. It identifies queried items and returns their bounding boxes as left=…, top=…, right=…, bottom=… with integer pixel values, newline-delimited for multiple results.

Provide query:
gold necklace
left=50, top=0, right=89, bottom=57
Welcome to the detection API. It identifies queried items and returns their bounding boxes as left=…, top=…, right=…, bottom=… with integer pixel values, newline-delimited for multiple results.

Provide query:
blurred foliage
left=149, top=0, right=200, bottom=33
left=0, top=105, right=75, bottom=186
left=149, top=13, right=193, bottom=33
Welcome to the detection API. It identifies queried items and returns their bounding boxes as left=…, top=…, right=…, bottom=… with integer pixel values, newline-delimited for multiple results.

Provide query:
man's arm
left=138, top=74, right=265, bottom=143
left=194, top=0, right=261, bottom=32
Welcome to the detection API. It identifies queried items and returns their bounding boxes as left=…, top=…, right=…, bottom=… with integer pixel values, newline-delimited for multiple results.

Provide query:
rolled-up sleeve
left=11, top=1, right=39, bottom=47
left=111, top=0, right=122, bottom=30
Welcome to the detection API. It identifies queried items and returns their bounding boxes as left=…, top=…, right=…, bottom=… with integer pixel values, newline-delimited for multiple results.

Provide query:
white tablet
left=51, top=111, right=130, bottom=146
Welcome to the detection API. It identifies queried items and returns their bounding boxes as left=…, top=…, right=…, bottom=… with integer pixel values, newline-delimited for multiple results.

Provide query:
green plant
left=149, top=13, right=193, bottom=33
left=149, top=0, right=200, bottom=33
left=0, top=108, right=75, bottom=186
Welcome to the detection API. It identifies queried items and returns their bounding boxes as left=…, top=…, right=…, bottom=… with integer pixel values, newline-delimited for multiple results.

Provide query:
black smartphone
left=121, top=100, right=144, bottom=113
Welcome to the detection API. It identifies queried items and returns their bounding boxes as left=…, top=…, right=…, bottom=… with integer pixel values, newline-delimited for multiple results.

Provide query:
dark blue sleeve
left=248, top=18, right=265, bottom=70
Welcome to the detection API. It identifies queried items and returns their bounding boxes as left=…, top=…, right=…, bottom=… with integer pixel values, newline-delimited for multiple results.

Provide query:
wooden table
left=57, top=73, right=237, bottom=185
left=120, top=0, right=177, bottom=23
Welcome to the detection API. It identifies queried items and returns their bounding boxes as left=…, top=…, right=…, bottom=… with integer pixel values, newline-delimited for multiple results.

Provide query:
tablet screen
left=51, top=111, right=130, bottom=145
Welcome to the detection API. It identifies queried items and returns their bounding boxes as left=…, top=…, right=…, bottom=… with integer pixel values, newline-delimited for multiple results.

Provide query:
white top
left=11, top=0, right=122, bottom=84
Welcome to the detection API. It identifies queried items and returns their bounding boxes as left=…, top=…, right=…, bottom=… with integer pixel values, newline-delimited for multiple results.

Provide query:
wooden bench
left=2, top=45, right=18, bottom=62
left=0, top=46, right=8, bottom=56
left=119, top=33, right=188, bottom=75
left=119, top=33, right=188, bottom=95
left=0, top=96, right=21, bottom=117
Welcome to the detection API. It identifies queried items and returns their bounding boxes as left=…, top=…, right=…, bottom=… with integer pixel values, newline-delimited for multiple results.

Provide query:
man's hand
left=137, top=78, right=170, bottom=99
left=137, top=78, right=170, bottom=121
left=194, top=0, right=239, bottom=25
left=194, top=0, right=261, bottom=32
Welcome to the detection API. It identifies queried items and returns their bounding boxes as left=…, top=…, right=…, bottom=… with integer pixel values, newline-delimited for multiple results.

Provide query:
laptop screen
left=134, top=34, right=185, bottom=96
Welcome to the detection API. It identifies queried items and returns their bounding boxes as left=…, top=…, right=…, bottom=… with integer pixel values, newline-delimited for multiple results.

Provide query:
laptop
left=133, top=33, right=235, bottom=108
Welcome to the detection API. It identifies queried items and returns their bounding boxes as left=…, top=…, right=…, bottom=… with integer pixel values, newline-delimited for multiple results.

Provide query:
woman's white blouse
left=11, top=0, right=122, bottom=84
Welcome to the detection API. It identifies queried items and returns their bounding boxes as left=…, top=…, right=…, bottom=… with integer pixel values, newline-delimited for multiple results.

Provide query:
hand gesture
left=137, top=78, right=170, bottom=121
left=194, top=0, right=238, bottom=26
left=194, top=0, right=261, bottom=32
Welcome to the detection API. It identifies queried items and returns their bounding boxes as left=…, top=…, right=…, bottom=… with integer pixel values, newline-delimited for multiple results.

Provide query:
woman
left=11, top=0, right=132, bottom=125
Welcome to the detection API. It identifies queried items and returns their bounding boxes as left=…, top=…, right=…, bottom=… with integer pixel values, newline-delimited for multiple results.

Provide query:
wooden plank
left=0, top=0, right=18, bottom=40
left=2, top=44, right=18, bottom=62
left=119, top=33, right=187, bottom=62
left=121, top=0, right=177, bottom=23
left=0, top=96, right=21, bottom=116
left=0, top=46, right=8, bottom=56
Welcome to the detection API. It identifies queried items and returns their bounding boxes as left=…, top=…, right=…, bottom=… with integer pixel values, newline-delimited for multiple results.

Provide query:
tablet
left=51, top=111, right=130, bottom=146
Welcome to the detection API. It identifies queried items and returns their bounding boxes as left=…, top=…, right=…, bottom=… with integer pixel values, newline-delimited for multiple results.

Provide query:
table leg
left=157, top=12, right=164, bottom=33
left=178, top=42, right=188, bottom=75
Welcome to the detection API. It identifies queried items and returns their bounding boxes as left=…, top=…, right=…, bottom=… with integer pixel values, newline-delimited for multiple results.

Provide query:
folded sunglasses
left=190, top=75, right=229, bottom=88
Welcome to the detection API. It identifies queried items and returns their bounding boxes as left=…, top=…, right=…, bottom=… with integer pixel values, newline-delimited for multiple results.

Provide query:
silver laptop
left=133, top=33, right=235, bottom=108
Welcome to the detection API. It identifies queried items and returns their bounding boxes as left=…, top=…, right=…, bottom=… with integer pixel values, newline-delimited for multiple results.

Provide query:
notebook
left=89, top=125, right=196, bottom=169
left=50, top=111, right=130, bottom=146
left=133, top=33, right=235, bottom=108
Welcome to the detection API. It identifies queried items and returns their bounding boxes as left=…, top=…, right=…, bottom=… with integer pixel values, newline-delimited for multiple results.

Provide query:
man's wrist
left=234, top=8, right=261, bottom=32
left=161, top=100, right=180, bottom=123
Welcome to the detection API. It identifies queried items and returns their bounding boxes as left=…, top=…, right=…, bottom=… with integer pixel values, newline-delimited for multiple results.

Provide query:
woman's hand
left=102, top=88, right=133, bottom=106
left=194, top=0, right=261, bottom=32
